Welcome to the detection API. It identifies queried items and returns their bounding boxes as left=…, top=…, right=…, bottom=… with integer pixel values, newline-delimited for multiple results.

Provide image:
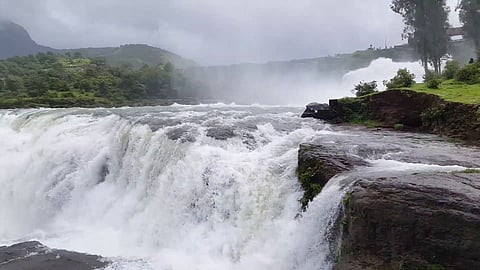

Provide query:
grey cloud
left=0, top=0, right=460, bottom=65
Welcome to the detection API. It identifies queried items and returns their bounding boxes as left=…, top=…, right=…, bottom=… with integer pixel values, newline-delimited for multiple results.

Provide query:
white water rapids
left=0, top=104, right=476, bottom=269
left=0, top=105, right=350, bottom=270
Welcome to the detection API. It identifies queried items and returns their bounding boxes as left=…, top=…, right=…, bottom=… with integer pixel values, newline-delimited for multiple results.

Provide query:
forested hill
left=62, top=44, right=196, bottom=69
left=0, top=53, right=194, bottom=108
left=0, top=21, right=56, bottom=59
left=0, top=21, right=196, bottom=68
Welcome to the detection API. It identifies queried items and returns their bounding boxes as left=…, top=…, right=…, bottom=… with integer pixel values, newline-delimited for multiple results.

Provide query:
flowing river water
left=1, top=104, right=479, bottom=270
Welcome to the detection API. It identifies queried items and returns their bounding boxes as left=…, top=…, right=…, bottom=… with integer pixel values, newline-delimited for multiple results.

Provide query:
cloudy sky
left=0, top=0, right=461, bottom=65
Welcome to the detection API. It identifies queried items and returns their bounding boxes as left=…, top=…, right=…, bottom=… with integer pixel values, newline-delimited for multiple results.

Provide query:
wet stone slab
left=0, top=241, right=108, bottom=270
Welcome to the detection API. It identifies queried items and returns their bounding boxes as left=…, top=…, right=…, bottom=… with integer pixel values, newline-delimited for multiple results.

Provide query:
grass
left=460, top=168, right=480, bottom=174
left=410, top=79, right=480, bottom=104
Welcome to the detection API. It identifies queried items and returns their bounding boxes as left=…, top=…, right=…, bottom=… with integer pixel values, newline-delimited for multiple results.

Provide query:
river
left=1, top=104, right=478, bottom=269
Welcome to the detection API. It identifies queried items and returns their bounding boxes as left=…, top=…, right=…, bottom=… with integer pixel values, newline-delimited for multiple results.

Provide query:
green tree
left=5, top=75, right=24, bottom=93
left=352, top=81, right=378, bottom=97
left=442, top=60, right=461, bottom=79
left=164, top=62, right=174, bottom=73
left=384, top=68, right=416, bottom=89
left=391, top=0, right=450, bottom=74
left=458, top=0, right=480, bottom=54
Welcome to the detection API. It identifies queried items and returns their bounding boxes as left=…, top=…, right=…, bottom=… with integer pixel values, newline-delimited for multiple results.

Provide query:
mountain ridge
left=0, top=21, right=195, bottom=68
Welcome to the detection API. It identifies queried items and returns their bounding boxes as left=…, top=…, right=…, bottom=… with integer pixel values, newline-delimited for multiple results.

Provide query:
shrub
left=394, top=123, right=404, bottom=130
left=442, top=60, right=460, bottom=80
left=456, top=62, right=480, bottom=84
left=423, top=70, right=441, bottom=89
left=352, top=81, right=378, bottom=97
left=384, top=68, right=416, bottom=89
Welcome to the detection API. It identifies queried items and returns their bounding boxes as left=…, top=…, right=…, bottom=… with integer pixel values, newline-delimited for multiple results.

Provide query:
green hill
left=0, top=22, right=196, bottom=69
left=62, top=44, right=196, bottom=69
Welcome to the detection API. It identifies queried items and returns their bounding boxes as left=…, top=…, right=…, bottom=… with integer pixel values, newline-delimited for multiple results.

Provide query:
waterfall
left=0, top=106, right=346, bottom=270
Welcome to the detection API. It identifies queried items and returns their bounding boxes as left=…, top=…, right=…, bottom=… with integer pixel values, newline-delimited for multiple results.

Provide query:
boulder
left=301, top=102, right=334, bottom=120
left=337, top=172, right=480, bottom=270
left=297, top=144, right=368, bottom=208
left=206, top=126, right=236, bottom=140
left=0, top=241, right=108, bottom=270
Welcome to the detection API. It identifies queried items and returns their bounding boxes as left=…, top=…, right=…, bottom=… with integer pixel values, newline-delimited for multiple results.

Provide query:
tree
left=443, top=60, right=461, bottom=79
left=163, top=62, right=174, bottom=73
left=391, top=0, right=450, bottom=74
left=5, top=75, right=24, bottom=93
left=458, top=0, right=480, bottom=54
left=384, top=68, right=416, bottom=89
left=352, top=81, right=378, bottom=97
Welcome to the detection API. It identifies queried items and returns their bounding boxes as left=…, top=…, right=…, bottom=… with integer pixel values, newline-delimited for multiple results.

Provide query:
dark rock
left=206, top=126, right=236, bottom=140
left=301, top=102, right=334, bottom=120
left=337, top=172, right=480, bottom=270
left=297, top=143, right=368, bottom=208
left=166, top=126, right=197, bottom=142
left=0, top=241, right=108, bottom=270
left=318, top=90, right=480, bottom=144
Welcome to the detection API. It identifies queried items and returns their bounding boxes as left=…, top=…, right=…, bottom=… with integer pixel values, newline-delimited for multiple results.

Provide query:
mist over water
left=184, top=58, right=425, bottom=105
left=341, top=58, right=425, bottom=91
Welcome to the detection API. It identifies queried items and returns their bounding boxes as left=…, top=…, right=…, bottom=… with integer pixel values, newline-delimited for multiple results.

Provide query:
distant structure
left=447, top=27, right=465, bottom=39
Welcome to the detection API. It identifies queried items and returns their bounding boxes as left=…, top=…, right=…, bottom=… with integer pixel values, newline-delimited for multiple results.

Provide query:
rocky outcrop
left=297, top=144, right=368, bottom=208
left=296, top=140, right=480, bottom=269
left=301, top=102, right=335, bottom=121
left=0, top=241, right=108, bottom=270
left=336, top=172, right=480, bottom=270
left=302, top=90, right=480, bottom=143
left=206, top=126, right=236, bottom=140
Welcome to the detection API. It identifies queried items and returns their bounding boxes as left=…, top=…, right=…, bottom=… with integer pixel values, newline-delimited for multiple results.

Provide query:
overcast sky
left=0, top=0, right=461, bottom=65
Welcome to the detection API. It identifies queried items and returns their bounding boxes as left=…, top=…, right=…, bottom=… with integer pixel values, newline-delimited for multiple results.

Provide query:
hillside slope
left=0, top=21, right=56, bottom=59
left=0, top=21, right=195, bottom=68
left=63, top=44, right=196, bottom=68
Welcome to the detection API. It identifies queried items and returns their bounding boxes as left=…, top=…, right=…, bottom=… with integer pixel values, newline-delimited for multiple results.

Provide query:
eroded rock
left=337, top=172, right=480, bottom=270
left=297, top=143, right=368, bottom=208
left=301, top=102, right=334, bottom=120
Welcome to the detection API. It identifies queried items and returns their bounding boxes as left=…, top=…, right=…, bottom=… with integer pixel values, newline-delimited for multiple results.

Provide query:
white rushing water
left=0, top=57, right=469, bottom=269
left=0, top=104, right=474, bottom=270
left=0, top=106, right=348, bottom=270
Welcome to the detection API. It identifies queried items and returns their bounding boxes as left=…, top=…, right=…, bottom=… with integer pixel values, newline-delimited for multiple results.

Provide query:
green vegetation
left=443, top=60, right=461, bottom=79
left=298, top=168, right=324, bottom=209
left=394, top=123, right=405, bottom=130
left=334, top=97, right=380, bottom=128
left=459, top=168, right=480, bottom=173
left=352, top=81, right=378, bottom=97
left=391, top=0, right=449, bottom=74
left=423, top=70, right=442, bottom=89
left=426, top=264, right=445, bottom=270
left=411, top=80, right=480, bottom=104
left=0, top=52, right=190, bottom=108
left=458, top=0, right=480, bottom=53
left=63, top=44, right=196, bottom=69
left=405, top=60, right=480, bottom=104
left=385, top=68, right=416, bottom=89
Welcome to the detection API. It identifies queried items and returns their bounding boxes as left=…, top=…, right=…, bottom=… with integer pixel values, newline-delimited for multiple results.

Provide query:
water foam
left=0, top=107, right=344, bottom=270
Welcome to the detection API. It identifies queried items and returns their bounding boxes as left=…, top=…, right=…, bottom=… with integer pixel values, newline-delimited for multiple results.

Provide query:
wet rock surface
left=300, top=102, right=334, bottom=120
left=297, top=143, right=368, bottom=208
left=0, top=241, right=108, bottom=270
left=337, top=172, right=480, bottom=270
left=206, top=126, right=236, bottom=140
left=297, top=133, right=480, bottom=269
